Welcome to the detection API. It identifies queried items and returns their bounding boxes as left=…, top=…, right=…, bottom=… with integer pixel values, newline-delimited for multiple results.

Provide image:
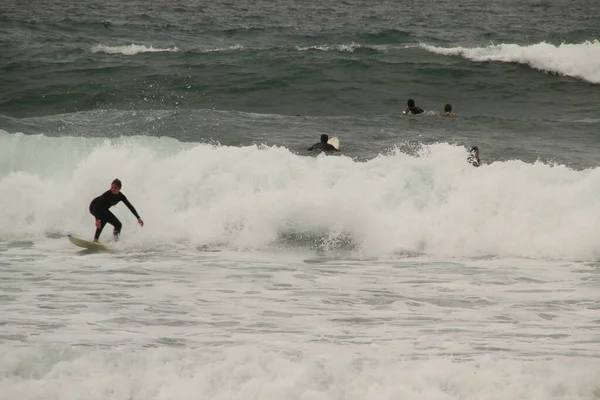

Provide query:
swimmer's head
left=111, top=178, right=122, bottom=194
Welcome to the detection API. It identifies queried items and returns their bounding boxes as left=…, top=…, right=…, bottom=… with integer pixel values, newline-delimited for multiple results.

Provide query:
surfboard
left=68, top=235, right=108, bottom=250
left=327, top=136, right=340, bottom=150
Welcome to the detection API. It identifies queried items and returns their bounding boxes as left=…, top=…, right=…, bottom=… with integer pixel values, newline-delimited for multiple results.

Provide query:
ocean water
left=2, top=0, right=600, bottom=399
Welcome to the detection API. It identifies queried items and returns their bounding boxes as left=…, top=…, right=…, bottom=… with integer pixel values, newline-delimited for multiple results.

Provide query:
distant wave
left=207, top=43, right=384, bottom=53
left=202, top=45, right=245, bottom=53
left=91, top=44, right=179, bottom=55
left=421, top=40, right=600, bottom=84
left=296, top=43, right=384, bottom=53
left=92, top=43, right=379, bottom=54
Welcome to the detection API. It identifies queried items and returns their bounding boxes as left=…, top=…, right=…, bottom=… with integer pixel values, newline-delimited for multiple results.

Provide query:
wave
left=421, top=40, right=600, bottom=84
left=296, top=42, right=385, bottom=53
left=89, top=41, right=390, bottom=55
left=3, top=344, right=599, bottom=400
left=202, top=42, right=386, bottom=54
left=201, top=44, right=246, bottom=53
left=91, top=44, right=179, bottom=55
left=2, top=130, right=600, bottom=261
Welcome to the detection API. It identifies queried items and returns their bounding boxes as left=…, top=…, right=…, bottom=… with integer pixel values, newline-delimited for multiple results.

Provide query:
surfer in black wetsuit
left=307, top=134, right=339, bottom=152
left=89, top=178, right=144, bottom=242
left=467, top=146, right=481, bottom=167
left=404, top=99, right=424, bottom=115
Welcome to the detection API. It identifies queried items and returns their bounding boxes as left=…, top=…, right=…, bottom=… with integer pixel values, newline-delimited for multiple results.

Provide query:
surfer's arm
left=91, top=203, right=102, bottom=228
left=121, top=194, right=141, bottom=219
left=90, top=202, right=102, bottom=228
left=468, top=157, right=481, bottom=167
left=122, top=195, right=144, bottom=227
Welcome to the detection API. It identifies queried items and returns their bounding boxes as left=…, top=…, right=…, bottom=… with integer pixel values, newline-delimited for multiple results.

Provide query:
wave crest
left=422, top=40, right=600, bottom=83
left=91, top=44, right=179, bottom=55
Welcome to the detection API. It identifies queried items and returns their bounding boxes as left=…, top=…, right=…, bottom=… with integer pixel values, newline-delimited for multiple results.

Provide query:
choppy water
left=2, top=0, right=600, bottom=398
left=3, top=242, right=600, bottom=399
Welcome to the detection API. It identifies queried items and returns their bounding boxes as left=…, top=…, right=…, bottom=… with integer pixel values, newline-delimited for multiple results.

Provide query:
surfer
left=404, top=99, right=424, bottom=115
left=467, top=146, right=481, bottom=167
left=439, top=103, right=455, bottom=117
left=307, top=134, right=339, bottom=152
left=89, top=178, right=144, bottom=242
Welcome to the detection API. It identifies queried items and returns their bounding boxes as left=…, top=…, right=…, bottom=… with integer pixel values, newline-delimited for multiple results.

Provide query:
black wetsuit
left=467, top=154, right=481, bottom=167
left=405, top=106, right=424, bottom=115
left=89, top=191, right=140, bottom=240
left=307, top=142, right=339, bottom=152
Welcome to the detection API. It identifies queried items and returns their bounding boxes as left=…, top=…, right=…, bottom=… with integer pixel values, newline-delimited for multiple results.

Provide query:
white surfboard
left=327, top=136, right=340, bottom=150
left=68, top=235, right=108, bottom=251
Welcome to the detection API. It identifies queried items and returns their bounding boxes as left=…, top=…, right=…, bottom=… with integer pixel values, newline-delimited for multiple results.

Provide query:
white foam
left=2, top=130, right=600, bottom=260
left=202, top=44, right=245, bottom=53
left=296, top=42, right=365, bottom=52
left=91, top=44, right=179, bottom=55
left=422, top=40, right=600, bottom=83
left=2, top=345, right=599, bottom=400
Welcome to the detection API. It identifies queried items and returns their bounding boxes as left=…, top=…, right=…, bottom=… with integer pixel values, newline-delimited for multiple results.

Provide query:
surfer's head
left=111, top=178, right=122, bottom=194
left=470, top=146, right=479, bottom=156
left=444, top=104, right=452, bottom=113
left=407, top=99, right=415, bottom=107
left=321, top=134, right=329, bottom=143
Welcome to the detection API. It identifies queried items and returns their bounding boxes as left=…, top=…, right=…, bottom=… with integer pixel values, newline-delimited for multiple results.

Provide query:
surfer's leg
left=94, top=220, right=107, bottom=241
left=104, top=211, right=122, bottom=240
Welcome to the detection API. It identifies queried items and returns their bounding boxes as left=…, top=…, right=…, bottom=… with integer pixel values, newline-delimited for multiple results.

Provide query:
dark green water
left=1, top=0, right=599, bottom=165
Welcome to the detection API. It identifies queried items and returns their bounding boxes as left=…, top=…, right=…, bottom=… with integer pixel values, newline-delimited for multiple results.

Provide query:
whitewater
left=2, top=131, right=600, bottom=400
left=2, top=129, right=600, bottom=260
left=422, top=40, right=600, bottom=84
